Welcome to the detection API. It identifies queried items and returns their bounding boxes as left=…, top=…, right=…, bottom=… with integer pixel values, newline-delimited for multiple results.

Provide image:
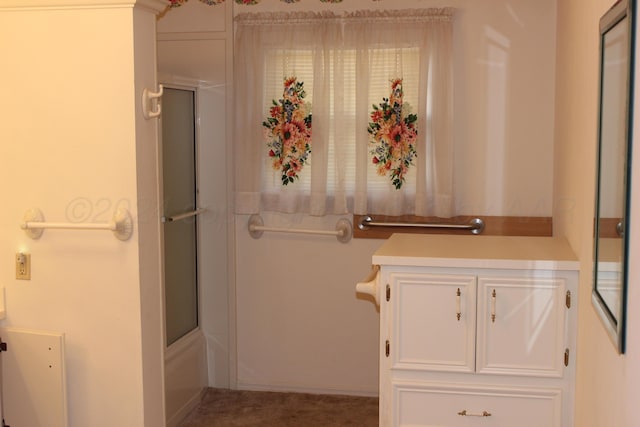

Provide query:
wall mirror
left=593, top=0, right=635, bottom=354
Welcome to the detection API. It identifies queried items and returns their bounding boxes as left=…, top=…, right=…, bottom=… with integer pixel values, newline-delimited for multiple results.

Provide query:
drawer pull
left=456, top=288, right=461, bottom=321
left=458, top=410, right=492, bottom=417
left=491, top=289, right=497, bottom=323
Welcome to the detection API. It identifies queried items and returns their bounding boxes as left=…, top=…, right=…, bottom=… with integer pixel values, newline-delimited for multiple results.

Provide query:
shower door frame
left=159, top=82, right=208, bottom=427
left=161, top=83, right=201, bottom=347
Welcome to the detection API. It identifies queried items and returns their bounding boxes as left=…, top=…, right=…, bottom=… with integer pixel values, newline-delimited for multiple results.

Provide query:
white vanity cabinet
left=362, top=234, right=579, bottom=427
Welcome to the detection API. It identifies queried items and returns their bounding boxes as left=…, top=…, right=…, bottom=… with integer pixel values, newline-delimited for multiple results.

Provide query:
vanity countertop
left=372, top=234, right=579, bottom=271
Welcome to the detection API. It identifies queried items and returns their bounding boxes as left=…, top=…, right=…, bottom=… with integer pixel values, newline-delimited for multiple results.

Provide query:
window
left=234, top=9, right=455, bottom=217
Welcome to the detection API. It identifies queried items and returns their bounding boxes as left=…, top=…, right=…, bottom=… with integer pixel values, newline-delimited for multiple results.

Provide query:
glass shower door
left=161, top=87, right=199, bottom=346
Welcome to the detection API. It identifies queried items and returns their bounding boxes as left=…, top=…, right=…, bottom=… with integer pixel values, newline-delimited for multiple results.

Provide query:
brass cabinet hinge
left=386, top=284, right=390, bottom=302
left=385, top=340, right=390, bottom=357
left=564, top=348, right=570, bottom=367
left=566, top=291, right=571, bottom=309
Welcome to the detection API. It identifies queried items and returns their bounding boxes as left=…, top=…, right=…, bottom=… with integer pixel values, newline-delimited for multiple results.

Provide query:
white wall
left=236, top=213, right=382, bottom=394
left=554, top=1, right=640, bottom=426
left=233, top=0, right=558, bottom=395
left=0, top=1, right=165, bottom=426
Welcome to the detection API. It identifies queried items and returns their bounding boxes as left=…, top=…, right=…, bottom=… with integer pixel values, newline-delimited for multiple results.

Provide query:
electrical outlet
left=16, top=252, right=31, bottom=280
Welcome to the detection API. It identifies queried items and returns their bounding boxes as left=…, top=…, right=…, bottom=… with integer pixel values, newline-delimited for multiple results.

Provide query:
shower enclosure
left=160, top=85, right=208, bottom=426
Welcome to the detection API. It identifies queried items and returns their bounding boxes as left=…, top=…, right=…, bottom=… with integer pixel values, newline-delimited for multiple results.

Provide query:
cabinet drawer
left=393, top=382, right=561, bottom=427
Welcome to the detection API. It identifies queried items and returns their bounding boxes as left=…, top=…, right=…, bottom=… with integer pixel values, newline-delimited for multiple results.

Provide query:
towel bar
left=248, top=214, right=352, bottom=243
left=21, top=207, right=134, bottom=241
left=358, top=215, right=485, bottom=235
left=162, top=208, right=206, bottom=223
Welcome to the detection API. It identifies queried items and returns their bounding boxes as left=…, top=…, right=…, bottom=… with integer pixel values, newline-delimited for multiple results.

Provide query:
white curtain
left=234, top=9, right=455, bottom=217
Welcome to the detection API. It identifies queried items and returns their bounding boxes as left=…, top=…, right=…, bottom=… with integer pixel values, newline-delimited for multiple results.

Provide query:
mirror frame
left=593, top=0, right=636, bottom=354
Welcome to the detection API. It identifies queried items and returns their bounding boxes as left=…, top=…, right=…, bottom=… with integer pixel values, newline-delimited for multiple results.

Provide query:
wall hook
left=142, top=84, right=163, bottom=119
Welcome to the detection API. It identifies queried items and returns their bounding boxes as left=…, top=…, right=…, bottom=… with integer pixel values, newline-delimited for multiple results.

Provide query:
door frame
left=158, top=82, right=208, bottom=427
left=159, top=82, right=202, bottom=348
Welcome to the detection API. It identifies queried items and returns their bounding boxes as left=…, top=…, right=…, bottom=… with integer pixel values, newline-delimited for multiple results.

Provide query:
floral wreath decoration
left=169, top=0, right=223, bottom=7
left=262, top=77, right=313, bottom=185
left=368, top=78, right=418, bottom=190
left=169, top=0, right=348, bottom=6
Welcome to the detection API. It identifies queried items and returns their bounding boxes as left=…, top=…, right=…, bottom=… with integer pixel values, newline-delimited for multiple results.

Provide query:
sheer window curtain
left=234, top=9, right=455, bottom=217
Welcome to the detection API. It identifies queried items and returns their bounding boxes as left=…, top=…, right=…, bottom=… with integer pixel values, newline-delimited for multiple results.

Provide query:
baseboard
left=235, top=382, right=379, bottom=398
left=166, top=387, right=206, bottom=427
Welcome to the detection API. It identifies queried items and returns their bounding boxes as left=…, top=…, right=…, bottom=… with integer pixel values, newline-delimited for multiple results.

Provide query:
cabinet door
left=1, top=327, right=67, bottom=427
left=392, top=273, right=476, bottom=372
left=393, top=382, right=561, bottom=427
left=476, top=277, right=567, bottom=377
